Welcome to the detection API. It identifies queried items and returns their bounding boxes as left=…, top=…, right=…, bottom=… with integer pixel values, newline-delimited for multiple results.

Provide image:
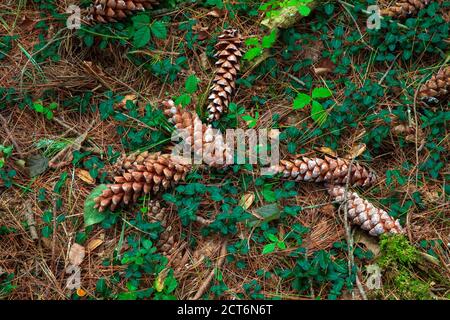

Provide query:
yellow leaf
left=316, top=146, right=338, bottom=157
left=345, top=143, right=366, bottom=159
left=86, top=238, right=104, bottom=252
left=76, top=169, right=95, bottom=185
left=155, top=269, right=168, bottom=292
left=239, top=193, right=255, bottom=210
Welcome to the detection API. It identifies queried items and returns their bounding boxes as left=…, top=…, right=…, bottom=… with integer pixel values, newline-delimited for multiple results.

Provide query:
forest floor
left=0, top=0, right=449, bottom=300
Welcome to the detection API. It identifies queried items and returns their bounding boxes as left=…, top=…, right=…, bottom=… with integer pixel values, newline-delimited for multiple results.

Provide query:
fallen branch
left=25, top=201, right=38, bottom=241
left=0, top=113, right=24, bottom=157
left=190, top=240, right=227, bottom=300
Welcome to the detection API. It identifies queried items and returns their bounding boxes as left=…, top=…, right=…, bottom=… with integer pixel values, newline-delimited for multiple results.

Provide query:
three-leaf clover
left=132, top=15, right=167, bottom=48
left=243, top=30, right=278, bottom=61
left=293, top=87, right=332, bottom=126
left=262, top=232, right=286, bottom=254
left=242, top=112, right=259, bottom=128
left=175, top=74, right=200, bottom=107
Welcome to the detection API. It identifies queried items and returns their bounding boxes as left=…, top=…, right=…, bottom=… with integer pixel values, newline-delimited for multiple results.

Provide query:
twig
left=51, top=196, right=58, bottom=272
left=0, top=113, right=24, bottom=157
left=190, top=240, right=227, bottom=300
left=25, top=201, right=38, bottom=241
left=341, top=157, right=367, bottom=300
left=195, top=216, right=214, bottom=225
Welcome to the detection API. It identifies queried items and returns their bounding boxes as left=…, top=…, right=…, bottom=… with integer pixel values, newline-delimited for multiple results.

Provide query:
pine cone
left=381, top=0, right=431, bottom=19
left=147, top=200, right=175, bottom=254
left=94, top=152, right=191, bottom=212
left=163, top=100, right=233, bottom=167
left=270, top=155, right=377, bottom=187
left=147, top=200, right=185, bottom=264
left=86, top=0, right=160, bottom=23
left=418, top=66, right=450, bottom=103
left=206, top=29, right=243, bottom=122
left=327, top=185, right=404, bottom=236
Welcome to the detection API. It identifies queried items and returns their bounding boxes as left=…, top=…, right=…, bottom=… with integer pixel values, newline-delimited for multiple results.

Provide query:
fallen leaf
left=207, top=9, right=221, bottom=17
left=200, top=52, right=210, bottom=70
left=316, top=146, right=338, bottom=157
left=49, top=127, right=91, bottom=169
left=345, top=143, right=366, bottom=159
left=26, top=153, right=49, bottom=177
left=314, top=58, right=336, bottom=75
left=76, top=169, right=95, bottom=185
left=116, top=94, right=137, bottom=110
left=84, top=184, right=109, bottom=227
left=239, top=193, right=255, bottom=210
left=196, top=31, right=209, bottom=41
left=155, top=268, right=169, bottom=293
left=247, top=204, right=281, bottom=227
left=69, top=243, right=85, bottom=266
left=86, top=238, right=104, bottom=252
left=355, top=230, right=380, bottom=256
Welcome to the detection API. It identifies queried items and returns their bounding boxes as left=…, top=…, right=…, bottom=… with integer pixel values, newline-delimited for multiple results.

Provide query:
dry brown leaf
left=345, top=143, right=366, bottom=159
left=355, top=231, right=380, bottom=256
left=239, top=193, right=255, bottom=210
left=48, top=126, right=91, bottom=169
left=69, top=243, right=85, bottom=266
left=116, top=94, right=137, bottom=110
left=316, top=146, right=338, bottom=157
left=200, top=52, right=210, bottom=70
left=76, top=169, right=95, bottom=185
left=86, top=238, right=104, bottom=252
left=207, top=9, right=221, bottom=17
left=314, top=58, right=336, bottom=75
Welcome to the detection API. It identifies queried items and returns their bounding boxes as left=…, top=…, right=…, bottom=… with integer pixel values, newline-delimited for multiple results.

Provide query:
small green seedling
left=262, top=231, right=287, bottom=254
left=293, top=87, right=332, bottom=126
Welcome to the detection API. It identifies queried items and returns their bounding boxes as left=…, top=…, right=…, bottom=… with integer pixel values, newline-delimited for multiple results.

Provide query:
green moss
left=378, top=234, right=419, bottom=268
left=377, top=235, right=433, bottom=300
left=393, top=269, right=431, bottom=300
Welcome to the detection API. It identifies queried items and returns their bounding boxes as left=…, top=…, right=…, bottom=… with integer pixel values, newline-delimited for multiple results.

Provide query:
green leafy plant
left=0, top=273, right=16, bottom=298
left=293, top=87, right=332, bottom=126
left=175, top=74, right=200, bottom=107
left=31, top=100, right=58, bottom=120
left=241, top=111, right=259, bottom=128
left=131, top=15, right=167, bottom=48
left=259, top=0, right=314, bottom=19
left=244, top=30, right=277, bottom=61
left=262, top=231, right=286, bottom=254
left=0, top=145, right=16, bottom=187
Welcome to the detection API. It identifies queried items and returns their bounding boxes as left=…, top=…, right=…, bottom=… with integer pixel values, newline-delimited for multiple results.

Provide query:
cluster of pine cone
left=88, top=1, right=415, bottom=240
left=269, top=156, right=404, bottom=236
left=381, top=1, right=449, bottom=104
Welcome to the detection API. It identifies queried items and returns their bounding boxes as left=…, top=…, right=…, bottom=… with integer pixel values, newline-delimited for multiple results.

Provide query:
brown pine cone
left=147, top=200, right=185, bottom=264
left=327, top=185, right=404, bottom=236
left=94, top=152, right=191, bottom=212
left=86, top=0, right=160, bottom=23
left=147, top=200, right=174, bottom=254
left=418, top=66, right=450, bottom=103
left=206, top=29, right=243, bottom=122
left=381, top=0, right=431, bottom=19
left=163, top=100, right=233, bottom=167
left=270, top=155, right=377, bottom=187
